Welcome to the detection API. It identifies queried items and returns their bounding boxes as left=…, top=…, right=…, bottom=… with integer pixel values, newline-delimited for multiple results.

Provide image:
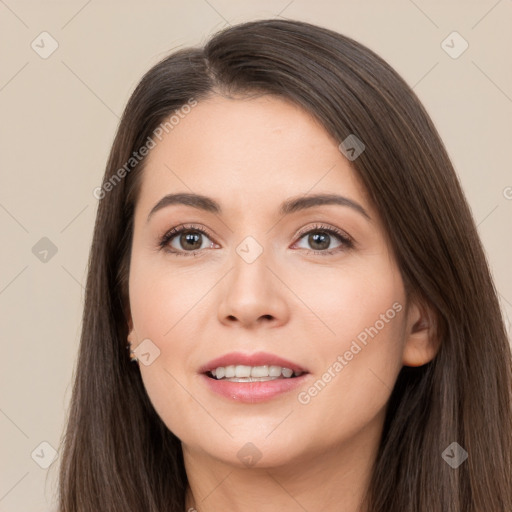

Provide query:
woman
left=57, top=18, right=512, bottom=512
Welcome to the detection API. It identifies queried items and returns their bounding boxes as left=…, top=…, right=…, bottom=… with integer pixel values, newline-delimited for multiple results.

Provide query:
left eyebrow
left=279, top=193, right=371, bottom=220
left=146, top=192, right=371, bottom=223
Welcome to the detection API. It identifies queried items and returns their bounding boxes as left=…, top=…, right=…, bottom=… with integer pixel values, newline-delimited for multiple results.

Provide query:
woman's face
left=127, top=93, right=434, bottom=469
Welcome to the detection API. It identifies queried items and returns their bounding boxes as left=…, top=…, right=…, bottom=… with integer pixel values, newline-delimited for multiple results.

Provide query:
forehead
left=135, top=94, right=374, bottom=219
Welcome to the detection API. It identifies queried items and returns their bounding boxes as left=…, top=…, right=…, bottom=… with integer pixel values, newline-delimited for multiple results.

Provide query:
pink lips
left=199, top=351, right=307, bottom=374
left=199, top=351, right=309, bottom=404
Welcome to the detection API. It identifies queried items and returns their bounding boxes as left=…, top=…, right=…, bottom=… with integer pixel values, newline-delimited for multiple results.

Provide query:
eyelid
left=159, top=222, right=355, bottom=256
left=294, top=223, right=353, bottom=244
left=291, top=223, right=355, bottom=254
left=158, top=223, right=216, bottom=254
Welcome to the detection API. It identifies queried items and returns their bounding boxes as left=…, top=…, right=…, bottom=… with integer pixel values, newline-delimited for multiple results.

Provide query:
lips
left=199, top=352, right=309, bottom=404
left=199, top=351, right=308, bottom=375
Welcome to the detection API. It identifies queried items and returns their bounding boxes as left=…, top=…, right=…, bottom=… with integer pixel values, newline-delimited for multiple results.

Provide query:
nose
left=217, top=246, right=290, bottom=329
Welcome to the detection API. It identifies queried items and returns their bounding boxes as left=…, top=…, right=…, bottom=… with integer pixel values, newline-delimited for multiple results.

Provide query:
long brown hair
left=56, top=18, right=512, bottom=511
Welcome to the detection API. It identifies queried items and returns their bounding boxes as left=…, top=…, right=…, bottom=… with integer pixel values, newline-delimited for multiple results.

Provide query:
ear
left=127, top=314, right=137, bottom=345
left=402, top=299, right=440, bottom=367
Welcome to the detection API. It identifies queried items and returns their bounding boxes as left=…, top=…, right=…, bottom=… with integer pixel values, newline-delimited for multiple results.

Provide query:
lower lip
left=201, top=373, right=309, bottom=403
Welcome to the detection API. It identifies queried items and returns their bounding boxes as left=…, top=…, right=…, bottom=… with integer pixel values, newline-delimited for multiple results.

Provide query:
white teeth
left=225, top=365, right=236, bottom=378
left=251, top=365, right=268, bottom=377
left=282, top=368, right=293, bottom=378
left=269, top=365, right=282, bottom=377
left=209, top=364, right=303, bottom=380
left=235, top=365, right=252, bottom=378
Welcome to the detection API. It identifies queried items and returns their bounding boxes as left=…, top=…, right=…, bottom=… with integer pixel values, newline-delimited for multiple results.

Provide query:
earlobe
left=402, top=301, right=440, bottom=367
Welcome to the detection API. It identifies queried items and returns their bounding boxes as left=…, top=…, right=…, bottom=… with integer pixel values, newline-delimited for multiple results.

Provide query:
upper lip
left=199, top=351, right=308, bottom=374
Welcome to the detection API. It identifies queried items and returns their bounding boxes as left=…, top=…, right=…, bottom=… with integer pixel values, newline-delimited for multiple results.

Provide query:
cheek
left=128, top=256, right=219, bottom=437
left=128, top=252, right=211, bottom=341
left=294, top=265, right=406, bottom=432
left=137, top=364, right=210, bottom=447
left=290, top=251, right=405, bottom=348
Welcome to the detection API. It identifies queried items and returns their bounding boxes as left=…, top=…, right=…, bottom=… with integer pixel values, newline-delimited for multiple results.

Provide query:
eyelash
left=158, top=223, right=354, bottom=257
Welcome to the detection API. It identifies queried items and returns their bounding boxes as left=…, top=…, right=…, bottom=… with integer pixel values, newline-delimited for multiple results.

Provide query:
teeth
left=236, top=365, right=251, bottom=378
left=209, top=364, right=303, bottom=380
left=269, top=365, right=282, bottom=377
left=251, top=365, right=269, bottom=377
left=282, top=368, right=293, bottom=378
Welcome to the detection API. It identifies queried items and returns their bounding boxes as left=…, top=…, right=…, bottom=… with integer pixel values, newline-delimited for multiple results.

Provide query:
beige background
left=1, top=1, right=511, bottom=510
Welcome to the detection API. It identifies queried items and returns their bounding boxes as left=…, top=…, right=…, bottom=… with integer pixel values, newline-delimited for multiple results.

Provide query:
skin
left=126, top=93, right=439, bottom=512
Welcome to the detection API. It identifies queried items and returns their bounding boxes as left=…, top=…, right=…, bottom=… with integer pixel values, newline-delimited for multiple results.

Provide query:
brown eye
left=176, top=230, right=204, bottom=251
left=294, top=224, right=354, bottom=255
left=159, top=225, right=216, bottom=256
left=307, top=232, right=331, bottom=251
